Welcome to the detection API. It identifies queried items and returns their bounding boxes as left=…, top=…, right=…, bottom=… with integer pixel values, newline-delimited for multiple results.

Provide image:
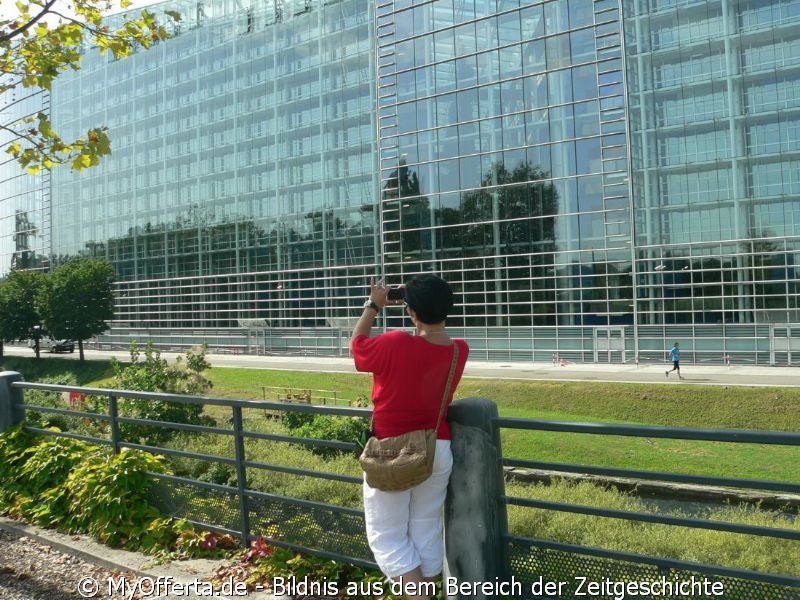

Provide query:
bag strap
left=366, top=340, right=461, bottom=435
left=434, top=342, right=460, bottom=432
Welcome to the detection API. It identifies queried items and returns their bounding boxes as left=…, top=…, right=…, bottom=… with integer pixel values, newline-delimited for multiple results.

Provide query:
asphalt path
left=4, top=344, right=800, bottom=388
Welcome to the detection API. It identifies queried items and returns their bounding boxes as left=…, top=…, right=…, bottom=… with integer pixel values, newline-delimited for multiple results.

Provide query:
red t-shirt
left=352, top=330, right=469, bottom=440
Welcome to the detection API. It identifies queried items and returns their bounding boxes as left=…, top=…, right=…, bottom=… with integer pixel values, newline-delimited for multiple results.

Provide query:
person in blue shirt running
left=666, top=342, right=683, bottom=379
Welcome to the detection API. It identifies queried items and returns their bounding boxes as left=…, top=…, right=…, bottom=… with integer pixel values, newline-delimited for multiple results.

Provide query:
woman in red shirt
left=351, top=274, right=468, bottom=598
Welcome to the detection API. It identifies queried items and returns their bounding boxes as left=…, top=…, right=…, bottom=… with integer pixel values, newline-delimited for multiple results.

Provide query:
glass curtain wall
left=0, top=80, right=50, bottom=276
left=5, top=0, right=799, bottom=362
left=625, top=0, right=800, bottom=364
left=377, top=0, right=635, bottom=361
left=48, top=0, right=378, bottom=346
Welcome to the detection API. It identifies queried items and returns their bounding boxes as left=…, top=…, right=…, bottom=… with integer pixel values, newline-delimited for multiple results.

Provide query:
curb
left=0, top=517, right=278, bottom=598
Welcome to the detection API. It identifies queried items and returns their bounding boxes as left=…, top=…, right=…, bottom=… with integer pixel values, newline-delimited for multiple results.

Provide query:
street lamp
left=653, top=263, right=666, bottom=328
left=32, top=325, right=42, bottom=357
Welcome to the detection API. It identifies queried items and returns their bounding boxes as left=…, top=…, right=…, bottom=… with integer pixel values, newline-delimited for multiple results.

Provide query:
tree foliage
left=110, top=342, right=215, bottom=446
left=38, top=257, right=116, bottom=360
left=1, top=0, right=179, bottom=173
left=0, top=269, right=46, bottom=356
left=0, top=257, right=116, bottom=359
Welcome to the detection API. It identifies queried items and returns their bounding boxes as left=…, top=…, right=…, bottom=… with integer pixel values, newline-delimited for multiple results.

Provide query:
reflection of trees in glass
left=455, top=162, right=557, bottom=254
left=47, top=202, right=377, bottom=329
left=448, top=161, right=560, bottom=327
left=653, top=234, right=797, bottom=325
left=749, top=236, right=794, bottom=314
left=11, top=210, right=47, bottom=271
left=383, top=157, right=420, bottom=200
left=380, top=158, right=569, bottom=326
left=382, top=158, right=431, bottom=256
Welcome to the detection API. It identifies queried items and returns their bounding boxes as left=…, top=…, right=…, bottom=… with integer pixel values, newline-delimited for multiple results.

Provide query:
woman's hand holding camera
left=367, top=278, right=404, bottom=311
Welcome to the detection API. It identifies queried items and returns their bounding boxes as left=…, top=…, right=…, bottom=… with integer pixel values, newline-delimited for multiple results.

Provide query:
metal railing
left=495, top=417, right=800, bottom=599
left=0, top=374, right=376, bottom=569
left=1, top=374, right=798, bottom=599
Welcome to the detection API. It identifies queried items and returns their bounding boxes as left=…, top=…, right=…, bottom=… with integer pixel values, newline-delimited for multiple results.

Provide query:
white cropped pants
left=362, top=440, right=453, bottom=579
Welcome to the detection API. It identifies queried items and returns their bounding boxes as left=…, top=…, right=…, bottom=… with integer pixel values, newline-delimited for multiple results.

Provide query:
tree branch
left=50, top=10, right=162, bottom=47
left=0, top=122, right=70, bottom=166
left=48, top=9, right=137, bottom=44
left=0, top=0, right=60, bottom=43
left=0, top=121, right=33, bottom=143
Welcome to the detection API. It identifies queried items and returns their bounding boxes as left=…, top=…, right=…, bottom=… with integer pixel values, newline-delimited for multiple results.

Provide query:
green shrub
left=288, top=414, right=370, bottom=458
left=18, top=436, right=89, bottom=496
left=0, top=428, right=170, bottom=550
left=281, top=397, right=370, bottom=459
left=0, top=429, right=196, bottom=555
left=0, top=427, right=36, bottom=507
left=23, top=375, right=76, bottom=430
left=58, top=448, right=168, bottom=547
left=282, top=408, right=315, bottom=431
left=197, top=461, right=237, bottom=486
left=110, top=341, right=216, bottom=446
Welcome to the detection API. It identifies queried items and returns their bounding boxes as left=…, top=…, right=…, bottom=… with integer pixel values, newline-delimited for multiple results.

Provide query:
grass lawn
left=204, top=366, right=800, bottom=482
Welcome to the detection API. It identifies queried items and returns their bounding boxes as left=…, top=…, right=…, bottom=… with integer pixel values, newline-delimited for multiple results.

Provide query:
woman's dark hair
left=404, top=274, right=454, bottom=324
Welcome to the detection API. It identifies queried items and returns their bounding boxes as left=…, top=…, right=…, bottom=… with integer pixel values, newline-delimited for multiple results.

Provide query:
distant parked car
left=50, top=339, right=75, bottom=353
left=28, top=337, right=75, bottom=353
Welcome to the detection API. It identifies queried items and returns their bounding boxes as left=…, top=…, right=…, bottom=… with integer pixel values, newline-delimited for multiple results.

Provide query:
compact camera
left=387, top=286, right=405, bottom=301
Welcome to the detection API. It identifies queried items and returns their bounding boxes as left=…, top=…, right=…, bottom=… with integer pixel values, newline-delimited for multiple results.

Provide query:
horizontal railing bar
left=148, top=473, right=363, bottom=518
left=150, top=473, right=364, bottom=516
left=23, top=426, right=113, bottom=447
left=22, top=410, right=356, bottom=452
left=116, top=416, right=235, bottom=437
left=148, top=472, right=241, bottom=494
left=22, top=404, right=111, bottom=422
left=494, top=417, right=800, bottom=445
left=503, top=459, right=800, bottom=494
left=505, top=535, right=800, bottom=588
left=244, top=460, right=362, bottom=485
left=247, top=488, right=365, bottom=517
left=122, top=442, right=239, bottom=466
left=12, top=382, right=372, bottom=417
left=24, top=408, right=357, bottom=452
left=504, top=496, right=800, bottom=540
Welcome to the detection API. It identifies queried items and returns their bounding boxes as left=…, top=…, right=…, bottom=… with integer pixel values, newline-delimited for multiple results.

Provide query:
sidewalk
left=4, top=345, right=799, bottom=387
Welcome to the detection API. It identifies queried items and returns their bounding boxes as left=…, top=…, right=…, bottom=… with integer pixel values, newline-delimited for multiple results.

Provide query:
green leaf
left=3, top=0, right=174, bottom=175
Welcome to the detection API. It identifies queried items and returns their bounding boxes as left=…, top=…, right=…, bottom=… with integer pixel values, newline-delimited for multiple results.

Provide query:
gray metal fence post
left=108, top=395, right=121, bottom=454
left=444, top=397, right=509, bottom=600
left=231, top=405, right=251, bottom=548
left=0, top=371, right=25, bottom=433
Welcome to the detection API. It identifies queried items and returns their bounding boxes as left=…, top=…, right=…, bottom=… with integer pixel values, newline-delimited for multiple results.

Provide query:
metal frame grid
left=496, top=417, right=800, bottom=599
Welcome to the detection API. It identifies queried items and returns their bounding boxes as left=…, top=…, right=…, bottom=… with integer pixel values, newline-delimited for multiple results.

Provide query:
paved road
left=4, top=344, right=800, bottom=387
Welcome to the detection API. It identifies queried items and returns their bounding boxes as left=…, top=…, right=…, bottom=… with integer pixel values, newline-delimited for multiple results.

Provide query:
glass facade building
left=1, top=0, right=799, bottom=364
left=0, top=81, right=50, bottom=274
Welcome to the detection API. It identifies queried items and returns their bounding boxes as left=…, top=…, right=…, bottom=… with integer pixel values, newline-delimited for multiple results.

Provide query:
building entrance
left=593, top=327, right=627, bottom=364
left=769, top=324, right=800, bottom=366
